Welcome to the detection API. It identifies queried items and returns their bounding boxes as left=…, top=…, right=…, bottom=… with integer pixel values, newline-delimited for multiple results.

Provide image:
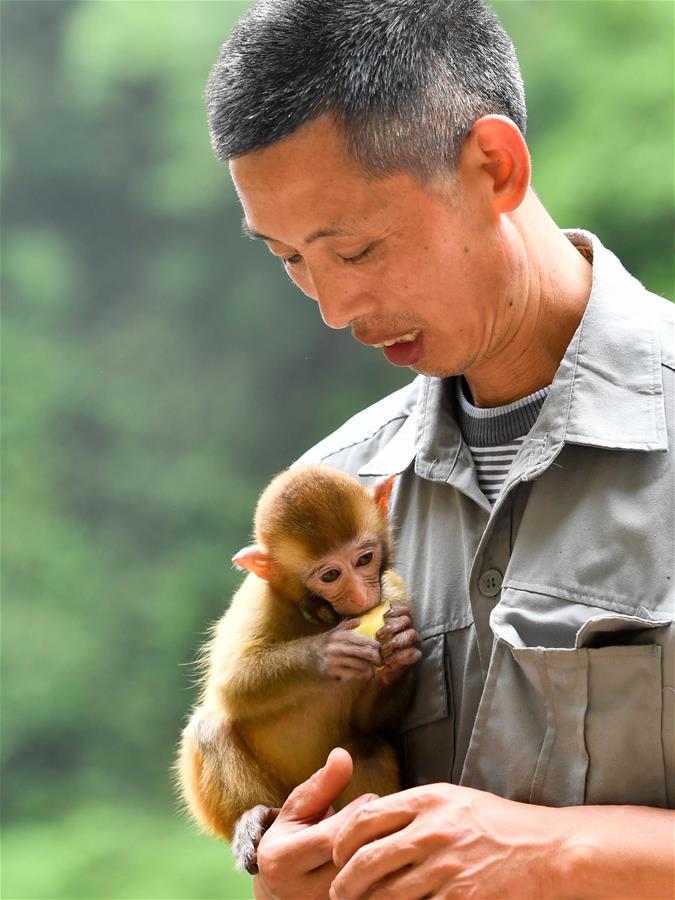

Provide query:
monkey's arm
left=205, top=584, right=381, bottom=719
left=208, top=632, right=329, bottom=720
left=351, top=646, right=418, bottom=733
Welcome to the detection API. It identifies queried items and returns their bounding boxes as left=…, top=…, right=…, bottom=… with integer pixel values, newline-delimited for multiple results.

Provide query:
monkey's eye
left=356, top=552, right=374, bottom=567
left=320, top=568, right=340, bottom=583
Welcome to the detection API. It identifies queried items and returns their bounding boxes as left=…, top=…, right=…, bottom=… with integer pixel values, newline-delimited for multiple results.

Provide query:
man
left=206, top=0, right=675, bottom=896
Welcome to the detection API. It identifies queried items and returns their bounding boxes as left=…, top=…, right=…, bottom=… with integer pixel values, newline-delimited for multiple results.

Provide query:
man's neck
left=464, top=194, right=593, bottom=408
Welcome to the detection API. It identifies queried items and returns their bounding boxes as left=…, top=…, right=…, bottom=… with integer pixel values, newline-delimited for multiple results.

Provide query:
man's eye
left=320, top=568, right=340, bottom=583
left=356, top=552, right=374, bottom=567
left=341, top=245, right=374, bottom=265
left=282, top=254, right=303, bottom=267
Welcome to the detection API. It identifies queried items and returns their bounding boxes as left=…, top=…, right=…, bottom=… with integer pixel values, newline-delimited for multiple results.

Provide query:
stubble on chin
left=408, top=360, right=463, bottom=379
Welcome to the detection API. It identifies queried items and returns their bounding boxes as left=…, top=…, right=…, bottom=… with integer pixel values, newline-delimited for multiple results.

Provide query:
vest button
left=478, top=568, right=503, bottom=597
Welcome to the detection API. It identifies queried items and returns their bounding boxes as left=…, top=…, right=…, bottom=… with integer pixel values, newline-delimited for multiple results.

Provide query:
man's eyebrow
left=241, top=219, right=270, bottom=241
left=241, top=218, right=354, bottom=245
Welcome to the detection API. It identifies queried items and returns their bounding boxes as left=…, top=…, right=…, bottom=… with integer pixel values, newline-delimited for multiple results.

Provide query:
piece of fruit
left=354, top=600, right=390, bottom=640
left=354, top=601, right=390, bottom=670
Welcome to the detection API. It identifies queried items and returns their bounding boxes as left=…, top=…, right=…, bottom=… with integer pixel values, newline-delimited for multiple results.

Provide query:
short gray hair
left=206, top=0, right=527, bottom=180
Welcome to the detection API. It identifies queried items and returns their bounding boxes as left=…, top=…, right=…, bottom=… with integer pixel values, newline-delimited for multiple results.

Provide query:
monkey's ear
left=372, top=475, right=396, bottom=519
left=232, top=545, right=272, bottom=581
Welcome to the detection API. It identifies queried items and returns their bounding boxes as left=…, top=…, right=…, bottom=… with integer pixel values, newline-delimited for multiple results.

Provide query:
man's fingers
left=313, top=792, right=380, bottom=847
left=263, top=790, right=379, bottom=876
left=338, top=792, right=380, bottom=816
left=338, top=858, right=432, bottom=900
left=277, top=747, right=353, bottom=826
left=333, top=795, right=415, bottom=867
left=330, top=834, right=419, bottom=900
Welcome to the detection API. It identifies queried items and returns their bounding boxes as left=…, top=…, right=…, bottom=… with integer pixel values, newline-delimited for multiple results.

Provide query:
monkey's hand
left=321, top=620, right=382, bottom=681
left=232, top=804, right=281, bottom=875
left=377, top=605, right=422, bottom=685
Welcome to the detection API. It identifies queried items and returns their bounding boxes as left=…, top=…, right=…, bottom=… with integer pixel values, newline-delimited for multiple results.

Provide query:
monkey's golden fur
left=177, top=466, right=411, bottom=842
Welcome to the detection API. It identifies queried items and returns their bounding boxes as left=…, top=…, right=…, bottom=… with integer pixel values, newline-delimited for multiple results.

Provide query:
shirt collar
left=535, top=229, right=668, bottom=454
left=359, top=230, right=668, bottom=483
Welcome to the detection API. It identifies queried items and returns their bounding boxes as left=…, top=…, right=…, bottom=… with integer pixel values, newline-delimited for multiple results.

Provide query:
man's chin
left=408, top=361, right=461, bottom=379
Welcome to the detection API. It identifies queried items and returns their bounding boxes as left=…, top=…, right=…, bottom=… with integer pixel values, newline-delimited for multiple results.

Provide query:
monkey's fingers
left=381, top=627, right=421, bottom=657
left=328, top=656, right=378, bottom=680
left=330, top=632, right=382, bottom=662
left=377, top=610, right=418, bottom=642
left=384, top=604, right=410, bottom=618
left=378, top=646, right=423, bottom=683
left=335, top=617, right=360, bottom=631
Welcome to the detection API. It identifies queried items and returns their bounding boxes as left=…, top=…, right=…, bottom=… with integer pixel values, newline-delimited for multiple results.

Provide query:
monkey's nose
left=346, top=577, right=373, bottom=614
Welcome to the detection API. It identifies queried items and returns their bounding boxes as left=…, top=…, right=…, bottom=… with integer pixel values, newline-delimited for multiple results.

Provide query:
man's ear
left=461, top=114, right=531, bottom=215
left=372, top=475, right=396, bottom=520
left=232, top=545, right=272, bottom=581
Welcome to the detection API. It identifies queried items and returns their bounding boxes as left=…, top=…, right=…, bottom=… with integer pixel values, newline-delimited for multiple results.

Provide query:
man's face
left=230, top=116, right=510, bottom=378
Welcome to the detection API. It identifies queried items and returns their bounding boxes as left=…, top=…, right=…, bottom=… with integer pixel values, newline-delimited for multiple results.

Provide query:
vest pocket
left=464, top=598, right=671, bottom=808
left=582, top=644, right=665, bottom=805
left=576, top=614, right=669, bottom=806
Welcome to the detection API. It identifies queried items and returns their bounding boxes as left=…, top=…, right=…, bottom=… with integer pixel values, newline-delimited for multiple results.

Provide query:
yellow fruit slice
left=354, top=600, right=390, bottom=640
left=354, top=601, right=390, bottom=671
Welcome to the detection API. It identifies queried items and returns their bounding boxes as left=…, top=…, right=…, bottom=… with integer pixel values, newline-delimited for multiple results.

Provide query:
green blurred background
left=1, top=1, right=672, bottom=898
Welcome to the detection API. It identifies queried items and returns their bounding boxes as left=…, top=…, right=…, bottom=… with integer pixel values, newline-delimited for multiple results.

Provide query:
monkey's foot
left=232, top=805, right=281, bottom=875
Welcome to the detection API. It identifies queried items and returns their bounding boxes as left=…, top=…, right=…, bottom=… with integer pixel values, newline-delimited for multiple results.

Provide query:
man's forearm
left=554, top=804, right=675, bottom=899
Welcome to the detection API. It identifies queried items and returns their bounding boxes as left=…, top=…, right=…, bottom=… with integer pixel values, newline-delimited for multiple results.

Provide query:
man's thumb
left=278, top=748, right=353, bottom=824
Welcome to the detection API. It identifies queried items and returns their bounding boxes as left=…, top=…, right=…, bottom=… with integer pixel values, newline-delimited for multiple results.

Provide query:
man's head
left=206, top=0, right=526, bottom=181
left=210, top=1, right=584, bottom=389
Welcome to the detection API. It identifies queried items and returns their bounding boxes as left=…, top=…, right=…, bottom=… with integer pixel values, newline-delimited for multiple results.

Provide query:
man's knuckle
left=352, top=843, right=379, bottom=870
left=255, top=842, right=277, bottom=876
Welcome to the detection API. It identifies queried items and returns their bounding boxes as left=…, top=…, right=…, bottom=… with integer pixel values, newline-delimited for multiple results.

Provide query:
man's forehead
left=241, top=218, right=360, bottom=246
left=230, top=119, right=455, bottom=249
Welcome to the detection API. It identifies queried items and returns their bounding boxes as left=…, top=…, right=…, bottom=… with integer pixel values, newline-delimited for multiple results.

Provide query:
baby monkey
left=177, top=465, right=421, bottom=873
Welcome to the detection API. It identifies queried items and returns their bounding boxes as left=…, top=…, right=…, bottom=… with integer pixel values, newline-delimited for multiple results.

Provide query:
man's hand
left=254, top=748, right=376, bottom=900
left=329, top=783, right=675, bottom=900
left=329, top=783, right=558, bottom=900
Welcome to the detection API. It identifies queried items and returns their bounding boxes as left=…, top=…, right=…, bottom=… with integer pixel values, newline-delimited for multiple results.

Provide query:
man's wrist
left=548, top=808, right=598, bottom=899
left=546, top=804, right=675, bottom=900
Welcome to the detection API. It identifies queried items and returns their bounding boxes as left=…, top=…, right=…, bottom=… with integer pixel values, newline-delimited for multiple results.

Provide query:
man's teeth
left=373, top=331, right=420, bottom=349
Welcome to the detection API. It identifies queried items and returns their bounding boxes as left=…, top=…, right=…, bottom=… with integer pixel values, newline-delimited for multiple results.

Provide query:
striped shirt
left=456, top=379, right=550, bottom=504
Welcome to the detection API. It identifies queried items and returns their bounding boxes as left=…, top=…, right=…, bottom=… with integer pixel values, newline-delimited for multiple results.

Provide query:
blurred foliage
left=1, top=1, right=672, bottom=898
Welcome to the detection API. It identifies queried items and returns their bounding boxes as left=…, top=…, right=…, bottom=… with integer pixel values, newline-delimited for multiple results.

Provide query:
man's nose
left=310, top=268, right=374, bottom=330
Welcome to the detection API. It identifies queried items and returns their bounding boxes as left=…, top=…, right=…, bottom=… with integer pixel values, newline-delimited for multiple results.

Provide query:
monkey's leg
left=178, top=707, right=285, bottom=867
left=337, top=735, right=401, bottom=807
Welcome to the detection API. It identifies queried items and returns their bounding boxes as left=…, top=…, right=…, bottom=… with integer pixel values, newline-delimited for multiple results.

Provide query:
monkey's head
left=232, top=466, right=395, bottom=620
